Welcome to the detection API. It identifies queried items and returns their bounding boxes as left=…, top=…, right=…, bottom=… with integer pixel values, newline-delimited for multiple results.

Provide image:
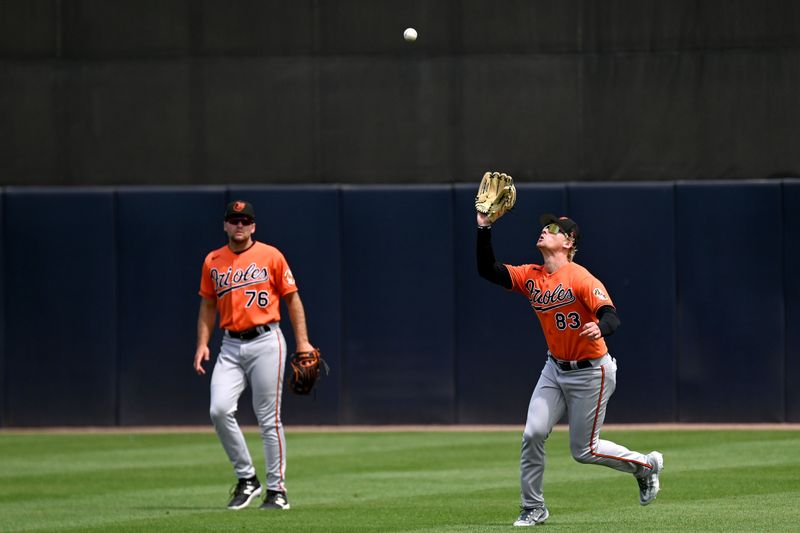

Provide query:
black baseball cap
left=225, top=200, right=255, bottom=221
left=540, top=213, right=579, bottom=242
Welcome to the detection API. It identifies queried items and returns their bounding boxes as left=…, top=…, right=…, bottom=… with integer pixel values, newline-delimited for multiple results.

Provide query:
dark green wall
left=1, top=0, right=799, bottom=185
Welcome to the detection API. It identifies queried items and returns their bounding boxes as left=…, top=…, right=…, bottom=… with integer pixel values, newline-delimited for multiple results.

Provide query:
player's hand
left=579, top=322, right=602, bottom=340
left=294, top=341, right=315, bottom=354
left=476, top=212, right=491, bottom=227
left=194, top=345, right=210, bottom=375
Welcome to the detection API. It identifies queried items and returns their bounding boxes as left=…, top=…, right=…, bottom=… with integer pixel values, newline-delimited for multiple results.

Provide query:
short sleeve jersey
left=505, top=261, right=614, bottom=361
left=199, top=241, right=298, bottom=331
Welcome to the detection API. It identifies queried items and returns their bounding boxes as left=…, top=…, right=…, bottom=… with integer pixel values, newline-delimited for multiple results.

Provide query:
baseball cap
left=225, top=200, right=255, bottom=221
left=539, top=213, right=579, bottom=242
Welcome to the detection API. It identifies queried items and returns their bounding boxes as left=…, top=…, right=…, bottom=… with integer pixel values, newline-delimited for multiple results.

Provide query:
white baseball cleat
left=513, top=506, right=549, bottom=526
left=637, top=451, right=664, bottom=505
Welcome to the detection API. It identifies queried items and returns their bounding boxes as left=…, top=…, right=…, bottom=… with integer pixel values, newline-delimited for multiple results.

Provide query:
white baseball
left=403, top=27, right=418, bottom=42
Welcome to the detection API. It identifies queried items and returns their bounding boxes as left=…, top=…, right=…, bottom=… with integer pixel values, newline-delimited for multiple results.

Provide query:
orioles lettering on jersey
left=211, top=262, right=270, bottom=298
left=524, top=280, right=576, bottom=311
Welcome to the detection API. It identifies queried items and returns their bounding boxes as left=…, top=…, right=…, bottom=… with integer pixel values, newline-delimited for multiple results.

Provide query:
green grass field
left=1, top=428, right=799, bottom=532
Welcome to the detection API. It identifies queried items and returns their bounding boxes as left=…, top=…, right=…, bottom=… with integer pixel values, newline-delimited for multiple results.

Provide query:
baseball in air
left=403, top=27, right=418, bottom=42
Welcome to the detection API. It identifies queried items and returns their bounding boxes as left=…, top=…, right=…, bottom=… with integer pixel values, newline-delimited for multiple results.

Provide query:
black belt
left=549, top=355, right=593, bottom=371
left=225, top=324, right=271, bottom=341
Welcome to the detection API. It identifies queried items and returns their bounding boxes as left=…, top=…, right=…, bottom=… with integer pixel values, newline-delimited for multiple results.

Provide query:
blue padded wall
left=340, top=186, right=455, bottom=423
left=2, top=181, right=798, bottom=426
left=453, top=183, right=567, bottom=423
left=4, top=189, right=117, bottom=425
left=116, top=188, right=226, bottom=425
left=784, top=180, right=800, bottom=422
left=228, top=187, right=342, bottom=425
left=675, top=182, right=784, bottom=422
left=568, top=183, right=677, bottom=422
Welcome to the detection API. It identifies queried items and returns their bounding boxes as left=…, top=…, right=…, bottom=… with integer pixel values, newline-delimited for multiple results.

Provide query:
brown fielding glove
left=474, top=171, right=517, bottom=223
left=288, top=349, right=329, bottom=395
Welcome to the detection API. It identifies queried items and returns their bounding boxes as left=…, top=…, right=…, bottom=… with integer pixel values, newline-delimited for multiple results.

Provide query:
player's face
left=536, top=223, right=570, bottom=251
left=224, top=217, right=256, bottom=243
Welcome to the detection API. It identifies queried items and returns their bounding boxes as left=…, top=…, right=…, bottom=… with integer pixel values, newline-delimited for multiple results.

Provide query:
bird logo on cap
left=233, top=201, right=246, bottom=212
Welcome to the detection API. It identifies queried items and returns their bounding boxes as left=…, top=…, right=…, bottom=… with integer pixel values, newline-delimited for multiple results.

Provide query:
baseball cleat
left=227, top=476, right=262, bottom=510
left=260, top=489, right=291, bottom=510
left=513, top=506, right=549, bottom=526
left=637, top=451, right=664, bottom=505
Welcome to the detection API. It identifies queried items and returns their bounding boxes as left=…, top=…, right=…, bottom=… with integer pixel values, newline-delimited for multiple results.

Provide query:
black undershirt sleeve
left=597, top=305, right=620, bottom=337
left=476, top=226, right=512, bottom=289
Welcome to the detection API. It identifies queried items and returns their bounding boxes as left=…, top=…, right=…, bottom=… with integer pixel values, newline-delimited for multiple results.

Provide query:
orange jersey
left=505, top=261, right=614, bottom=361
left=199, top=241, right=298, bottom=331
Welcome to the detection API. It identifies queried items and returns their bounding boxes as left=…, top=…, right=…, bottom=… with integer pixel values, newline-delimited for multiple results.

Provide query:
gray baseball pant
left=209, top=323, right=287, bottom=492
left=520, top=354, right=652, bottom=509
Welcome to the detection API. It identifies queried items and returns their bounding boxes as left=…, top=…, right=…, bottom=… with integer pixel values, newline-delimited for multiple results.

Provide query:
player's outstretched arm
left=476, top=218, right=512, bottom=289
left=284, top=291, right=315, bottom=353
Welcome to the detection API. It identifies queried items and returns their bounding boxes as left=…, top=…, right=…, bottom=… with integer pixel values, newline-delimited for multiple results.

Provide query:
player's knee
left=570, top=443, right=595, bottom=464
left=522, top=425, right=549, bottom=445
left=209, top=403, right=231, bottom=423
left=257, top=418, right=279, bottom=437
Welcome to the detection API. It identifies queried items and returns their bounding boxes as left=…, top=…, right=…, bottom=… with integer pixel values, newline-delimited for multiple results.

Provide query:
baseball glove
left=475, top=171, right=517, bottom=223
left=287, top=349, right=329, bottom=395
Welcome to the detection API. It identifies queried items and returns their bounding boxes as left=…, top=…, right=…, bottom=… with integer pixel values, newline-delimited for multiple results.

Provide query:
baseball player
left=476, top=211, right=663, bottom=527
left=194, top=200, right=315, bottom=511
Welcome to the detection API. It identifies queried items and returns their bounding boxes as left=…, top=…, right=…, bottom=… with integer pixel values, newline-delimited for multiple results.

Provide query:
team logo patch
left=593, top=288, right=608, bottom=300
left=284, top=269, right=296, bottom=285
left=233, top=201, right=246, bottom=212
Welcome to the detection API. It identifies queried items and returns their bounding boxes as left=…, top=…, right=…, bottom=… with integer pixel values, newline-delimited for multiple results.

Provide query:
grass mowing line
left=0, top=430, right=798, bottom=532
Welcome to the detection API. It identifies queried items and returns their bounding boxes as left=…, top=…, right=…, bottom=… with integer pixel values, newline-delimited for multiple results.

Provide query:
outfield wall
left=1, top=180, right=798, bottom=426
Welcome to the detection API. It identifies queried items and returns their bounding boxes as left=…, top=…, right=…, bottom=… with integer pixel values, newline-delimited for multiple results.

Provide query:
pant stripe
left=588, top=365, right=652, bottom=470
left=274, top=334, right=285, bottom=491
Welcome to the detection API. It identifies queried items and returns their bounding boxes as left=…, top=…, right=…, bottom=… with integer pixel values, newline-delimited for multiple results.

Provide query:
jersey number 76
left=245, top=290, right=269, bottom=308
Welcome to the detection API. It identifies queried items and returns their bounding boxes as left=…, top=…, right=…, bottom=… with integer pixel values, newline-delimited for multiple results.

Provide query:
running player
left=476, top=210, right=663, bottom=526
left=194, top=200, right=315, bottom=511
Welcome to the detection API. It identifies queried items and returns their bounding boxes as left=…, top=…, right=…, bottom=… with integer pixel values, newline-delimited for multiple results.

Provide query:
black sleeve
left=476, top=226, right=512, bottom=289
left=597, top=305, right=620, bottom=337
